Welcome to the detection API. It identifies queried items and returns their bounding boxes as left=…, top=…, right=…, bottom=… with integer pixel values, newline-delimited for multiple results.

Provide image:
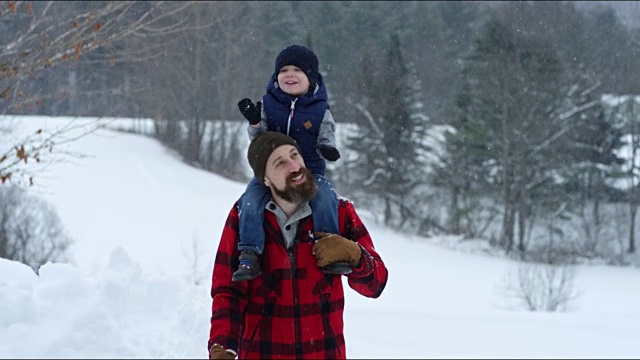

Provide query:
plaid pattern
left=209, top=199, right=388, bottom=359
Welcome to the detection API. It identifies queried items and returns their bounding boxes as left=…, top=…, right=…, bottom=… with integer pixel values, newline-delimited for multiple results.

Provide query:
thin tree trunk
left=450, top=185, right=460, bottom=234
left=629, top=205, right=637, bottom=253
left=517, top=195, right=527, bottom=253
left=629, top=131, right=639, bottom=254
left=500, top=92, right=515, bottom=253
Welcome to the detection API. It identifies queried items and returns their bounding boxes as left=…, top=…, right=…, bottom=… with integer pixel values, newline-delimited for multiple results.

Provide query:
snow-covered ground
left=1, top=116, right=639, bottom=358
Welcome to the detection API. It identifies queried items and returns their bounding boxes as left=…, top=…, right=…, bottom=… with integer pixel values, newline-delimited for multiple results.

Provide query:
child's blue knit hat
left=274, top=44, right=319, bottom=91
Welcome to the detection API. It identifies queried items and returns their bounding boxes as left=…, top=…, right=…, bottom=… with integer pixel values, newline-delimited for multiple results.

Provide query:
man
left=208, top=131, right=388, bottom=359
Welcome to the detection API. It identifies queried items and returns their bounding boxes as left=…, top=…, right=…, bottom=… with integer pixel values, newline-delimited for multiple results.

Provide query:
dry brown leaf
left=16, top=145, right=27, bottom=163
left=74, top=41, right=82, bottom=61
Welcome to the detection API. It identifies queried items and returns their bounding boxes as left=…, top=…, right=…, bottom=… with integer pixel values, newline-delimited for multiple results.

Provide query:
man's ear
left=263, top=177, right=270, bottom=187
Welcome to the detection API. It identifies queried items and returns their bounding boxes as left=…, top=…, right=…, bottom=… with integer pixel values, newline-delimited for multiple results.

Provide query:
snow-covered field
left=1, top=116, right=639, bottom=358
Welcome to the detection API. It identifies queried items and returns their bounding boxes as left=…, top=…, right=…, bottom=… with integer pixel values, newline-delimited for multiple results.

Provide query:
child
left=233, top=44, right=349, bottom=281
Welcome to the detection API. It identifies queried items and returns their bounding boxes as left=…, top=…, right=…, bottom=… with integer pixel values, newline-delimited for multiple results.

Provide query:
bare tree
left=622, top=99, right=640, bottom=254
left=1, top=1, right=195, bottom=187
left=501, top=262, right=580, bottom=312
left=603, top=95, right=640, bottom=254
left=136, top=2, right=274, bottom=181
left=0, top=184, right=71, bottom=272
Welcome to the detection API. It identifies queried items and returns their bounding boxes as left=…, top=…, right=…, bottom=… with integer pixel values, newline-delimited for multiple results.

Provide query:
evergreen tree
left=561, top=98, right=626, bottom=256
left=445, top=14, right=579, bottom=253
left=344, top=33, right=429, bottom=227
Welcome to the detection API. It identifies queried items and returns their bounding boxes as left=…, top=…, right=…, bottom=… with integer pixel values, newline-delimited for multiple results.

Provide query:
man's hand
left=312, top=232, right=361, bottom=267
left=237, top=98, right=262, bottom=125
left=209, top=344, right=236, bottom=360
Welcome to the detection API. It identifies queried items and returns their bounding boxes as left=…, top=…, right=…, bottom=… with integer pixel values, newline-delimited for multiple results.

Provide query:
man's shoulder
left=337, top=196, right=355, bottom=210
left=230, top=200, right=241, bottom=215
left=337, top=196, right=352, bottom=204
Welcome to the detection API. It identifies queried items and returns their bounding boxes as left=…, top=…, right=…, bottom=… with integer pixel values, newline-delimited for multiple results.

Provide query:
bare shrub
left=502, top=262, right=580, bottom=312
left=0, top=185, right=71, bottom=272
left=181, top=232, right=205, bottom=286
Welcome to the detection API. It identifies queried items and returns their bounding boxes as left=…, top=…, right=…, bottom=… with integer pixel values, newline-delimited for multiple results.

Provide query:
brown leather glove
left=209, top=344, right=236, bottom=360
left=312, top=232, right=361, bottom=267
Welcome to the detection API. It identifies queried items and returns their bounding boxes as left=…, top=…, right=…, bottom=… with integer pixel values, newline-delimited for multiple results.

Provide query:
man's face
left=264, top=144, right=317, bottom=204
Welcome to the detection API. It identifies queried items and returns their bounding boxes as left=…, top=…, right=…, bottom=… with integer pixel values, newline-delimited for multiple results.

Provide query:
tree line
left=2, top=1, right=640, bottom=268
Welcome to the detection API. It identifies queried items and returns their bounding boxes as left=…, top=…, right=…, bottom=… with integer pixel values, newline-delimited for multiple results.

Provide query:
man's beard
left=272, top=167, right=318, bottom=204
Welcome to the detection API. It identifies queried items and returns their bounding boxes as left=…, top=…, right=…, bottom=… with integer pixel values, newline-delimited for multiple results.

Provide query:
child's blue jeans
left=237, top=174, right=339, bottom=254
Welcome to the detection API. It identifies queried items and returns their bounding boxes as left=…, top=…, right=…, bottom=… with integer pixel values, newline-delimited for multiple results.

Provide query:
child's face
left=277, top=65, right=310, bottom=97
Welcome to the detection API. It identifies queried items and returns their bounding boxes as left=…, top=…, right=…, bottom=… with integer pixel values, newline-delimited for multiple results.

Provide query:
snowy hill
left=1, top=116, right=640, bottom=358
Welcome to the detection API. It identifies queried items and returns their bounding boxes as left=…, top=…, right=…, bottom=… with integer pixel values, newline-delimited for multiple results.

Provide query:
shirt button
left=269, top=204, right=276, bottom=210
left=285, top=225, right=291, bottom=230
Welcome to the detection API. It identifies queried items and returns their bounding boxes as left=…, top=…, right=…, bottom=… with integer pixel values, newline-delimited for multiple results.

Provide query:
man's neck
left=271, top=196, right=302, bottom=218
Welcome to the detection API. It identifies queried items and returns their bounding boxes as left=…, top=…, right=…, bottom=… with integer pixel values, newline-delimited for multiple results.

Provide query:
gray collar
left=265, top=200, right=311, bottom=249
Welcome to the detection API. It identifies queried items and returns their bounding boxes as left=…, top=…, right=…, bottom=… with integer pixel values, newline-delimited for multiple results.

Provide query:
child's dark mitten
left=237, top=98, right=262, bottom=125
left=317, top=144, right=341, bottom=161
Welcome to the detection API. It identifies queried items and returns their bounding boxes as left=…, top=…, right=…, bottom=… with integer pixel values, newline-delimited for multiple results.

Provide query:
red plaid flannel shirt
left=208, top=198, right=388, bottom=359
